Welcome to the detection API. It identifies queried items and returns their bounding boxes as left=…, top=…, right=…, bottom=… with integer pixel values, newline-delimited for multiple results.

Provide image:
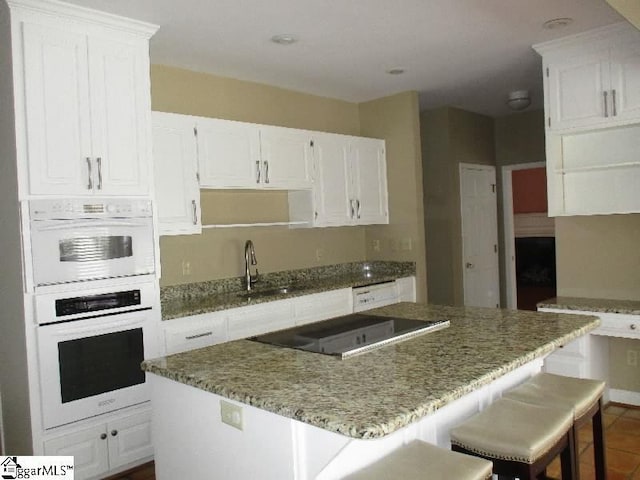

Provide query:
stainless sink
left=236, top=285, right=301, bottom=300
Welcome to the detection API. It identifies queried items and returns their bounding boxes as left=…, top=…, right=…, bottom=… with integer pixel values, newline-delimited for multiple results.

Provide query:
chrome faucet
left=244, top=240, right=259, bottom=291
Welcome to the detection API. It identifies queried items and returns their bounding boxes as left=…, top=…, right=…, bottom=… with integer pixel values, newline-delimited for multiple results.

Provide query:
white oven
left=29, top=198, right=155, bottom=287
left=35, top=280, right=159, bottom=430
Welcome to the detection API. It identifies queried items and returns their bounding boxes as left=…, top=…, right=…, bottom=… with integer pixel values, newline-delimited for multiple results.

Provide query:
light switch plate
left=220, top=400, right=243, bottom=430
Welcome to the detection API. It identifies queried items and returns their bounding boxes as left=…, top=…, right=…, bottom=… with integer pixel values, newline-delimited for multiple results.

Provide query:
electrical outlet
left=401, top=237, right=412, bottom=251
left=372, top=239, right=380, bottom=252
left=220, top=400, right=243, bottom=430
left=315, top=248, right=324, bottom=262
left=627, top=350, right=638, bottom=367
left=181, top=260, right=191, bottom=276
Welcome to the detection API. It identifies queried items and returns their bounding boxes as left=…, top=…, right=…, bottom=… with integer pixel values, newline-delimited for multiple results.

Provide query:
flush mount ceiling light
left=543, top=17, right=573, bottom=30
left=507, top=90, right=531, bottom=111
left=386, top=68, right=405, bottom=75
left=270, top=34, right=298, bottom=45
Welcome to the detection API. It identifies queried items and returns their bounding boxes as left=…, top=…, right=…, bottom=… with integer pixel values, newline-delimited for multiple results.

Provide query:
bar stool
left=342, top=440, right=493, bottom=480
left=503, top=372, right=606, bottom=479
left=450, top=397, right=576, bottom=480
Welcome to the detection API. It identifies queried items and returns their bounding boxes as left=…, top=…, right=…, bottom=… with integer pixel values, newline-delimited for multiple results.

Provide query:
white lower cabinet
left=227, top=299, right=296, bottom=341
left=396, top=276, right=417, bottom=302
left=43, top=407, right=153, bottom=480
left=163, top=311, right=227, bottom=355
left=293, top=289, right=352, bottom=326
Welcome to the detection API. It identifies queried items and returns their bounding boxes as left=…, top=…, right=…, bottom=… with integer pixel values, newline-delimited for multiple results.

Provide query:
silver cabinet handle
left=466, top=262, right=474, bottom=269
left=612, top=89, right=617, bottom=116
left=86, top=157, right=93, bottom=190
left=96, top=157, right=102, bottom=190
left=110, top=430, right=118, bottom=437
left=100, top=433, right=107, bottom=440
left=631, top=324, right=637, bottom=330
left=356, top=199, right=361, bottom=219
left=603, top=91, right=609, bottom=117
left=185, top=331, right=213, bottom=340
left=256, top=160, right=261, bottom=183
left=350, top=199, right=355, bottom=218
left=264, top=161, right=269, bottom=184
left=192, top=199, right=198, bottom=225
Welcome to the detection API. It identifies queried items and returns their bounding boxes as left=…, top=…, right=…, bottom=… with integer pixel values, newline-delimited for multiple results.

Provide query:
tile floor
left=107, top=403, right=640, bottom=480
left=546, top=403, right=640, bottom=480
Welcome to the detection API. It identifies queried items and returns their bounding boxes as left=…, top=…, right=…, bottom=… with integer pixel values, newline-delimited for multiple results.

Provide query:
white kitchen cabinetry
left=396, top=276, right=417, bottom=302
left=536, top=23, right=640, bottom=132
left=293, top=288, right=352, bottom=326
left=299, top=133, right=388, bottom=227
left=152, top=112, right=201, bottom=235
left=198, top=118, right=312, bottom=190
left=227, top=299, right=296, bottom=341
left=17, top=10, right=156, bottom=196
left=163, top=311, right=227, bottom=355
left=43, top=407, right=153, bottom=480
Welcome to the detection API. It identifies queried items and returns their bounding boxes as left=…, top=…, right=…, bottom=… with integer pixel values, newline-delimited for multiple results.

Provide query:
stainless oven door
left=37, top=309, right=156, bottom=429
left=30, top=218, right=155, bottom=286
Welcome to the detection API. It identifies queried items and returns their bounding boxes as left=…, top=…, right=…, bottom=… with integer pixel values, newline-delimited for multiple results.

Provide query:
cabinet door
left=227, top=300, right=295, bottom=340
left=107, top=409, right=154, bottom=470
left=609, top=41, right=640, bottom=122
left=197, top=118, right=260, bottom=188
left=546, top=50, right=610, bottom=131
left=312, top=133, right=352, bottom=226
left=22, top=22, right=93, bottom=195
left=88, top=36, right=151, bottom=195
left=152, top=112, right=201, bottom=235
left=44, top=424, right=109, bottom=479
left=350, top=137, right=388, bottom=225
left=259, top=126, right=312, bottom=189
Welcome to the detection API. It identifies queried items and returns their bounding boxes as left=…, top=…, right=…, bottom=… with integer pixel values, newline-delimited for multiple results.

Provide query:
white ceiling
left=65, top=0, right=624, bottom=117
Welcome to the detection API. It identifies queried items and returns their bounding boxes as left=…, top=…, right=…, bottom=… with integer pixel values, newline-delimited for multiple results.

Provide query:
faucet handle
left=251, top=269, right=260, bottom=285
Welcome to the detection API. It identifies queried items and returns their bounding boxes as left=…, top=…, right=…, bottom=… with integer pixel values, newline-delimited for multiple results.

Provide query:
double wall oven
left=29, top=198, right=158, bottom=430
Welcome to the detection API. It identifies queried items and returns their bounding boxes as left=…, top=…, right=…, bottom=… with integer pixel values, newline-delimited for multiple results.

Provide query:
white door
left=44, top=424, right=109, bottom=479
left=546, top=50, right=610, bottom=130
left=460, top=164, right=499, bottom=308
left=152, top=112, right=201, bottom=235
left=22, top=23, right=93, bottom=195
left=259, top=126, right=312, bottom=189
left=312, top=133, right=352, bottom=226
left=197, top=118, right=260, bottom=188
left=350, top=137, right=389, bottom=225
left=88, top=36, right=150, bottom=195
left=107, top=410, right=154, bottom=470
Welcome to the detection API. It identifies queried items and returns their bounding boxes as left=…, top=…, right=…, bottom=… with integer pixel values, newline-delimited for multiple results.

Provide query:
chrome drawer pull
left=185, top=331, right=213, bottom=340
left=631, top=324, right=637, bottom=330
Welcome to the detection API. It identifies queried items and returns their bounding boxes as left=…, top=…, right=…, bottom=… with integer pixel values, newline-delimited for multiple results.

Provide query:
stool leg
left=593, top=398, right=607, bottom=480
left=560, top=428, right=577, bottom=480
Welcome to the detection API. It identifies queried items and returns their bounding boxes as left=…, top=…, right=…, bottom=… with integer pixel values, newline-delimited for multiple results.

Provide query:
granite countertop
left=142, top=302, right=600, bottom=439
left=160, top=261, right=415, bottom=320
left=538, top=296, right=640, bottom=315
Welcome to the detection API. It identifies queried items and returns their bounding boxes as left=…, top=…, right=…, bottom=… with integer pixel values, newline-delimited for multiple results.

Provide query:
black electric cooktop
left=250, top=313, right=449, bottom=359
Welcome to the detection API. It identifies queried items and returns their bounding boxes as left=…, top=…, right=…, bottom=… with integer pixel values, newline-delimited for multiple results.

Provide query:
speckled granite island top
left=538, top=297, right=640, bottom=315
left=142, top=302, right=599, bottom=439
left=160, top=261, right=415, bottom=320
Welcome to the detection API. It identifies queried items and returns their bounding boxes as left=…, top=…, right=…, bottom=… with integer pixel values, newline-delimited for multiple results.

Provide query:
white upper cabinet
left=197, top=118, right=261, bottom=188
left=152, top=112, right=201, bottom=235
left=536, top=23, right=640, bottom=132
left=197, top=119, right=312, bottom=190
left=310, top=133, right=388, bottom=226
left=15, top=5, right=157, bottom=196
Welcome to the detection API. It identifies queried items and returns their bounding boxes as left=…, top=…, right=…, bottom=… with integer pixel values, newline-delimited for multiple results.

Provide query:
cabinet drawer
left=164, top=313, right=227, bottom=355
left=595, top=313, right=640, bottom=339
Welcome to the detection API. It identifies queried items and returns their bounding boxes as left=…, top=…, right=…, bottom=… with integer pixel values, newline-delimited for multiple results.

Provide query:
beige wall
left=606, top=0, right=640, bottom=29
left=359, top=92, right=428, bottom=302
left=420, top=107, right=495, bottom=305
left=151, top=66, right=425, bottom=290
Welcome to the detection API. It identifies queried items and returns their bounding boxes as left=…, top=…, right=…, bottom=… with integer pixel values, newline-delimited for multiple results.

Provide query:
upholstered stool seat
left=504, top=372, right=607, bottom=479
left=450, top=397, right=576, bottom=479
left=343, top=440, right=493, bottom=480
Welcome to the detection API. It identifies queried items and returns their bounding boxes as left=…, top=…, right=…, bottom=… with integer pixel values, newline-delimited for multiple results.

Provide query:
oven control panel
left=30, top=198, right=152, bottom=219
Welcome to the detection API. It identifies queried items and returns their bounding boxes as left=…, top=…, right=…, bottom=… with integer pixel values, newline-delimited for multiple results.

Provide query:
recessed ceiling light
left=543, top=17, right=573, bottom=30
left=271, top=34, right=298, bottom=45
left=386, top=68, right=405, bottom=75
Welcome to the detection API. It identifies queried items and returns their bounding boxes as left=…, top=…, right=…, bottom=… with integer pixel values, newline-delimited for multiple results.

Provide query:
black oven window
left=58, top=328, right=145, bottom=403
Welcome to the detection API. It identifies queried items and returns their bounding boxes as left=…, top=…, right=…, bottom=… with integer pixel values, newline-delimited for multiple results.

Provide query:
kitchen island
left=142, top=303, right=600, bottom=480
